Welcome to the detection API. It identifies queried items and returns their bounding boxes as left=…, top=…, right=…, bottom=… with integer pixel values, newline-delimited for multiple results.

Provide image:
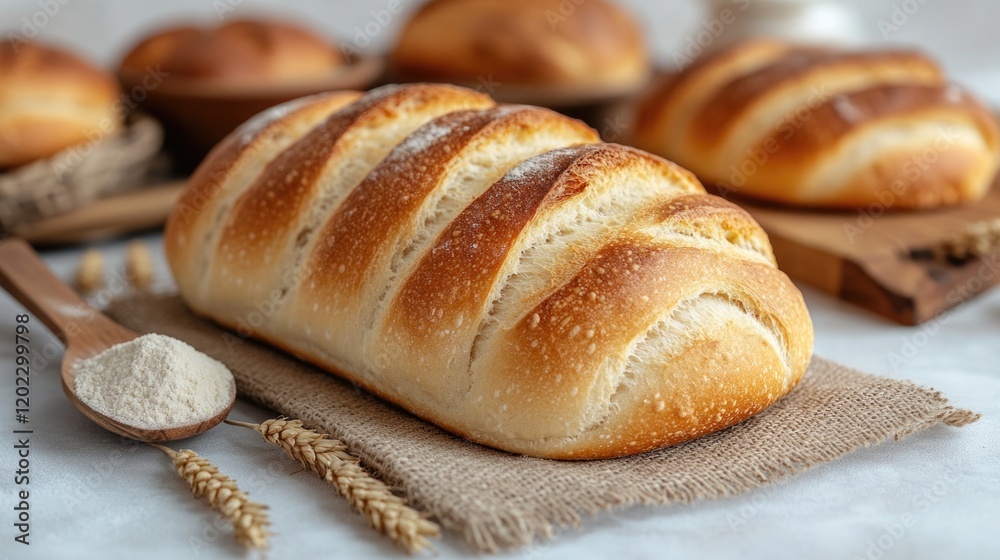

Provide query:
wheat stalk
left=933, top=217, right=1000, bottom=261
left=225, top=418, right=440, bottom=553
left=149, top=443, right=270, bottom=549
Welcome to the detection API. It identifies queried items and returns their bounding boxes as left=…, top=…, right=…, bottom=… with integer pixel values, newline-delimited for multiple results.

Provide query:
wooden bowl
left=118, top=56, right=384, bottom=171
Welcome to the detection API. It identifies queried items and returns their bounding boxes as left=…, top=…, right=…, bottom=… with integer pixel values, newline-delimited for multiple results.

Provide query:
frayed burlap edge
left=356, top=380, right=979, bottom=552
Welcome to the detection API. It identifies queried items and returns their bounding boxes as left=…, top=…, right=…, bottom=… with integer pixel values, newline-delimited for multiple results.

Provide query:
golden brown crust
left=286, top=106, right=602, bottom=400
left=390, top=0, right=648, bottom=91
left=812, top=144, right=987, bottom=209
left=641, top=193, right=776, bottom=263
left=477, top=240, right=810, bottom=459
left=742, top=84, right=1000, bottom=209
left=632, top=39, right=789, bottom=167
left=305, top=109, right=510, bottom=296
left=298, top=106, right=597, bottom=313
left=0, top=41, right=121, bottom=168
left=761, top=84, right=999, bottom=160
left=634, top=40, right=789, bottom=144
left=390, top=145, right=602, bottom=341
left=164, top=90, right=363, bottom=298
left=208, top=85, right=495, bottom=311
left=633, top=40, right=999, bottom=210
left=165, top=84, right=814, bottom=459
left=119, top=19, right=343, bottom=87
left=692, top=49, right=943, bottom=147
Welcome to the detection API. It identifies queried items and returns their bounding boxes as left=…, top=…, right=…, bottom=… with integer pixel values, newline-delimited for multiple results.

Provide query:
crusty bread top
left=390, top=0, right=648, bottom=89
left=119, top=19, right=343, bottom=86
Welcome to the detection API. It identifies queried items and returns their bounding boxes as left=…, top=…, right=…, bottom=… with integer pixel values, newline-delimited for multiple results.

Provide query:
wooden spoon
left=0, top=238, right=235, bottom=441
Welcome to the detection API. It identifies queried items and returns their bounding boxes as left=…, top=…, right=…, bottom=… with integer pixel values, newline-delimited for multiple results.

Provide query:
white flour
left=74, top=334, right=234, bottom=430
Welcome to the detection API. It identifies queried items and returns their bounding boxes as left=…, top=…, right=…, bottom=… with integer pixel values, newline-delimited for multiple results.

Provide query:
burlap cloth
left=106, top=294, right=979, bottom=553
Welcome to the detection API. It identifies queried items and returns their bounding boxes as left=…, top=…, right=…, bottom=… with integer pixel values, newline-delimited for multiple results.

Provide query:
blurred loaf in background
left=0, top=41, right=121, bottom=169
left=390, top=0, right=650, bottom=105
left=116, top=17, right=378, bottom=169
left=633, top=40, right=1000, bottom=210
left=119, top=19, right=345, bottom=89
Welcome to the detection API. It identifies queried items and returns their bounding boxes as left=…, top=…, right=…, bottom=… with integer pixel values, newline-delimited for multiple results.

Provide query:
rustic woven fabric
left=0, top=113, right=163, bottom=231
left=106, top=294, right=979, bottom=553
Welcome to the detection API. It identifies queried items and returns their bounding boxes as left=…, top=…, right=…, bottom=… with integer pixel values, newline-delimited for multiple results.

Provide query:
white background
left=1, top=1, right=999, bottom=559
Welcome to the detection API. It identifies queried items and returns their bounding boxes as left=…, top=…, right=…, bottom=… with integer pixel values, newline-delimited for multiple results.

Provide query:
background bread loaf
left=633, top=40, right=1000, bottom=209
left=0, top=41, right=121, bottom=168
left=390, top=0, right=649, bottom=95
left=166, top=83, right=813, bottom=459
left=119, top=19, right=344, bottom=88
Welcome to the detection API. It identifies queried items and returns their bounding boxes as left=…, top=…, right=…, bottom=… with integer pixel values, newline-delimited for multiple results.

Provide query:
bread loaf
left=119, top=19, right=344, bottom=89
left=390, top=0, right=648, bottom=96
left=165, top=83, right=813, bottom=459
left=633, top=40, right=1000, bottom=209
left=0, top=41, right=121, bottom=168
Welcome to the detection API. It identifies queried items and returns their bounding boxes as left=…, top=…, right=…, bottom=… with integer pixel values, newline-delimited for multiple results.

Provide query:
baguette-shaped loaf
left=166, top=84, right=813, bottom=459
left=634, top=40, right=1000, bottom=209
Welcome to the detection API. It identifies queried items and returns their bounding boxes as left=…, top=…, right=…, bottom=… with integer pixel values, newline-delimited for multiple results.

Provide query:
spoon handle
left=0, top=238, right=108, bottom=344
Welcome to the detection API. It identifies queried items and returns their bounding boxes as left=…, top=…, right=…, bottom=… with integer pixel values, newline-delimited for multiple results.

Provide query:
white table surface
left=2, top=228, right=998, bottom=560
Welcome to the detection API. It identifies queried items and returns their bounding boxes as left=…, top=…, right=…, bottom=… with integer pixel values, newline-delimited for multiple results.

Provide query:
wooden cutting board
left=732, top=180, right=1000, bottom=325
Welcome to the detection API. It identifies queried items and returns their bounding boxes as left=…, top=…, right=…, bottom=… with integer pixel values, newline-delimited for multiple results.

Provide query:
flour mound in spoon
left=74, top=334, right=234, bottom=430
